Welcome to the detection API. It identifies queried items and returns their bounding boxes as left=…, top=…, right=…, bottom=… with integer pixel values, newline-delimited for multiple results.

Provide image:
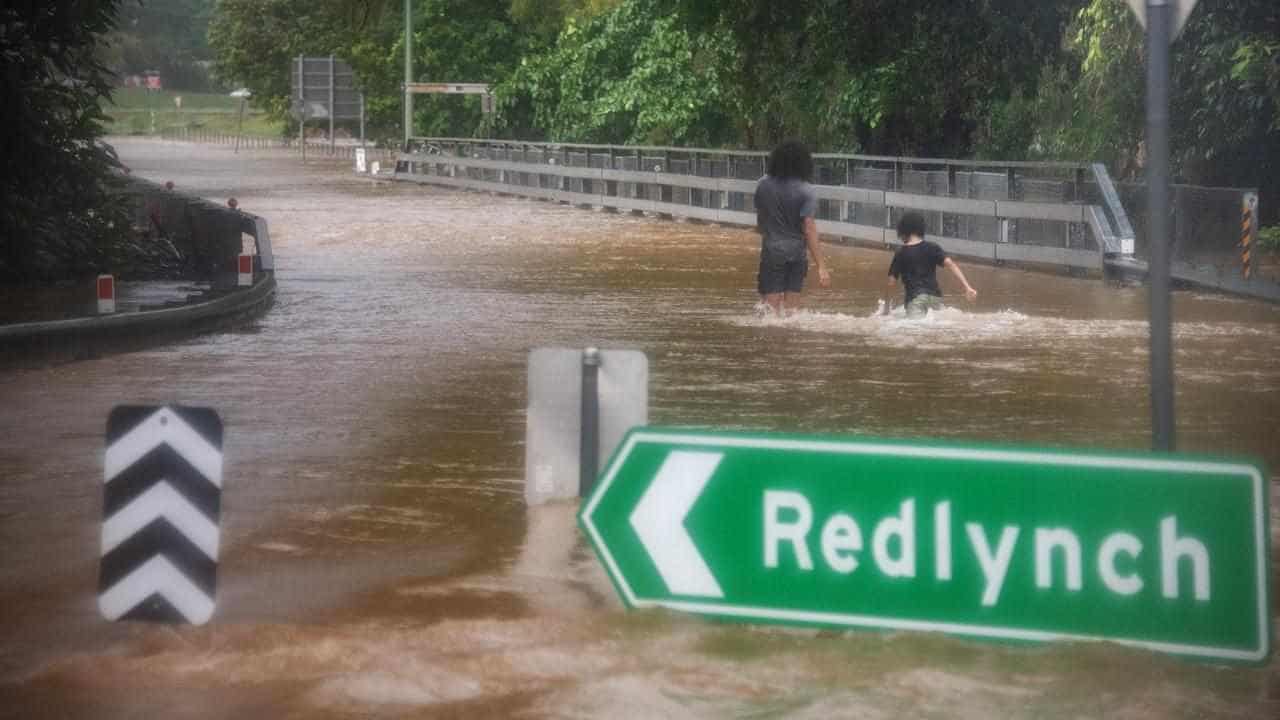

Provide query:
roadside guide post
left=580, top=429, right=1271, bottom=664
left=96, top=274, right=115, bottom=315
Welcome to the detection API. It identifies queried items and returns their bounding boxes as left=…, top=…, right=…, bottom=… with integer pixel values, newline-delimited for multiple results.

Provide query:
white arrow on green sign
left=579, top=429, right=1272, bottom=663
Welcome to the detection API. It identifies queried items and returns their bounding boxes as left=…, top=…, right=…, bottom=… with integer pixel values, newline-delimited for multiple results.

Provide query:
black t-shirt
left=888, top=241, right=947, bottom=303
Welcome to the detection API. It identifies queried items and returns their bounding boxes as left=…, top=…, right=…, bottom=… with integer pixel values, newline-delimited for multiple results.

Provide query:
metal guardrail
left=396, top=138, right=1138, bottom=273
left=123, top=175, right=275, bottom=272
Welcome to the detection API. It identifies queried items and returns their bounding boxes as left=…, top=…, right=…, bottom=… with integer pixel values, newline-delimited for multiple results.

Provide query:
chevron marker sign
left=580, top=429, right=1271, bottom=664
left=100, top=406, right=224, bottom=625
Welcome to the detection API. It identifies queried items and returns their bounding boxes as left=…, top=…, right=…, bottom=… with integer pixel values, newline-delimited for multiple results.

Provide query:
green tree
left=1, top=1, right=132, bottom=283
left=106, top=0, right=220, bottom=90
left=981, top=0, right=1280, bottom=222
left=670, top=0, right=1082, bottom=153
left=492, top=0, right=737, bottom=145
left=209, top=0, right=523, bottom=141
left=208, top=0, right=374, bottom=120
left=509, top=0, right=620, bottom=40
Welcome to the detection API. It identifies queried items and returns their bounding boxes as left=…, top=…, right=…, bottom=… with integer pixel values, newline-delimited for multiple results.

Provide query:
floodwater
left=1, top=138, right=1277, bottom=718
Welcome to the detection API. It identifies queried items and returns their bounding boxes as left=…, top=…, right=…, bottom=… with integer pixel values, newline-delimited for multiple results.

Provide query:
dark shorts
left=758, top=252, right=808, bottom=295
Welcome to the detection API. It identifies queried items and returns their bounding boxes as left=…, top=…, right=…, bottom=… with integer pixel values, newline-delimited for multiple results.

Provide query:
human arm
left=802, top=216, right=830, bottom=288
left=755, top=192, right=764, bottom=235
left=943, top=257, right=977, bottom=301
left=798, top=186, right=829, bottom=288
left=884, top=252, right=901, bottom=304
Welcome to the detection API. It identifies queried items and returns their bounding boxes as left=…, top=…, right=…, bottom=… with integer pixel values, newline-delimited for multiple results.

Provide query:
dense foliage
left=981, top=0, right=1280, bottom=219
left=204, top=0, right=1278, bottom=220
left=490, top=0, right=737, bottom=145
left=7, top=0, right=1277, bottom=285
left=104, top=0, right=220, bottom=91
left=1, top=1, right=132, bottom=283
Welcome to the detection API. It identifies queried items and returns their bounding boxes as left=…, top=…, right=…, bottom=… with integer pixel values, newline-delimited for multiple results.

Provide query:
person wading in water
left=755, top=140, right=830, bottom=315
left=885, top=211, right=977, bottom=317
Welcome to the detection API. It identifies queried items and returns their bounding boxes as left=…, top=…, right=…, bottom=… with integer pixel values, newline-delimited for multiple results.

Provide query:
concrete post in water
left=1146, top=0, right=1175, bottom=451
left=96, top=275, right=115, bottom=315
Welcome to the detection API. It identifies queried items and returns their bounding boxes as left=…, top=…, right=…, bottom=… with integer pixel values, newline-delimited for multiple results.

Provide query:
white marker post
left=96, top=274, right=116, bottom=314
left=237, top=255, right=253, bottom=287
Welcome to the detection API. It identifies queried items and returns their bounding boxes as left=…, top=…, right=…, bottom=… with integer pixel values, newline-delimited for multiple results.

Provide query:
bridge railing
left=395, top=137, right=1138, bottom=272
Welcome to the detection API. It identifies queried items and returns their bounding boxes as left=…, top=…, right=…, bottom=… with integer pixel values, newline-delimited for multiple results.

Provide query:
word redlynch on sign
left=580, top=429, right=1271, bottom=663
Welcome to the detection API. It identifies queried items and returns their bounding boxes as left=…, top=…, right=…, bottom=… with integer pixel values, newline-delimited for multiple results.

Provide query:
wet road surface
left=1, top=139, right=1277, bottom=718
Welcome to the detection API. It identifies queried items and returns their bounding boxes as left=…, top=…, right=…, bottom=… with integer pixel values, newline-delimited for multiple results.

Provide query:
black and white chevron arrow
left=100, top=405, right=223, bottom=625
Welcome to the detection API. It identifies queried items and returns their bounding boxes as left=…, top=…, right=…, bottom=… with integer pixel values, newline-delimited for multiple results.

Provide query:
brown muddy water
left=0, top=138, right=1277, bottom=718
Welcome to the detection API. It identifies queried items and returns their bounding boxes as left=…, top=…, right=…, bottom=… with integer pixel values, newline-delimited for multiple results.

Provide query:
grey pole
left=403, top=0, right=413, bottom=149
left=298, top=56, right=306, bottom=162
left=234, top=98, right=244, bottom=153
left=359, top=92, right=366, bottom=150
left=1146, top=0, right=1175, bottom=450
left=329, top=54, right=336, bottom=154
left=579, top=347, right=601, bottom=497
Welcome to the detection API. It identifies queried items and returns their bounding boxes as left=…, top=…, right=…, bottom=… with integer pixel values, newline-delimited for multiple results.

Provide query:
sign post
left=1125, top=0, right=1199, bottom=451
left=525, top=348, right=648, bottom=506
left=1147, top=0, right=1175, bottom=451
left=581, top=429, right=1271, bottom=663
left=404, top=0, right=413, bottom=148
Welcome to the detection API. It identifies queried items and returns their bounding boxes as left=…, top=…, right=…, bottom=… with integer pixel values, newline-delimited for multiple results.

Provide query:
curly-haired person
left=754, top=140, right=831, bottom=315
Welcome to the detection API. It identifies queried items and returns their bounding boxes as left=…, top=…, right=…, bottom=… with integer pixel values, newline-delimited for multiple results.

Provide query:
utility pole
left=403, top=0, right=413, bottom=149
left=1145, top=0, right=1174, bottom=451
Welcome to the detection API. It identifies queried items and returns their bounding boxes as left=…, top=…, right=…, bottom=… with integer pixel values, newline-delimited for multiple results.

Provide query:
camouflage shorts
left=905, top=294, right=943, bottom=317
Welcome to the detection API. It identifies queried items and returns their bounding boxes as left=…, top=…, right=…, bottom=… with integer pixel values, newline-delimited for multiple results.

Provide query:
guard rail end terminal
left=1, top=176, right=279, bottom=369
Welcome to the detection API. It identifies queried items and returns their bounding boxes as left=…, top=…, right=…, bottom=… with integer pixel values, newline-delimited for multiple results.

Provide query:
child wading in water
left=885, top=211, right=977, bottom=317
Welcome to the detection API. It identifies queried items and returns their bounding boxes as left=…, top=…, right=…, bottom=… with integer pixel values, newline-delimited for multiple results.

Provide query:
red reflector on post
left=96, top=274, right=116, bottom=314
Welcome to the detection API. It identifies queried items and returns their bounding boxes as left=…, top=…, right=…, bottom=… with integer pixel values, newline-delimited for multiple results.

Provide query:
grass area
left=103, top=88, right=286, bottom=139
left=108, top=88, right=243, bottom=112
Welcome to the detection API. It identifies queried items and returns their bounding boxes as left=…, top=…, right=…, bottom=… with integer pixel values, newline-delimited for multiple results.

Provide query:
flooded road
left=1, top=138, right=1277, bottom=717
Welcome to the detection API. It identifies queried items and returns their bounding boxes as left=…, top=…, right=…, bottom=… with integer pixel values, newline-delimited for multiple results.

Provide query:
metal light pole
left=404, top=0, right=413, bottom=149
left=1145, top=0, right=1175, bottom=451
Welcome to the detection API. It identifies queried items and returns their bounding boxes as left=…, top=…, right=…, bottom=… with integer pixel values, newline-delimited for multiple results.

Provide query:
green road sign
left=579, top=429, right=1271, bottom=663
